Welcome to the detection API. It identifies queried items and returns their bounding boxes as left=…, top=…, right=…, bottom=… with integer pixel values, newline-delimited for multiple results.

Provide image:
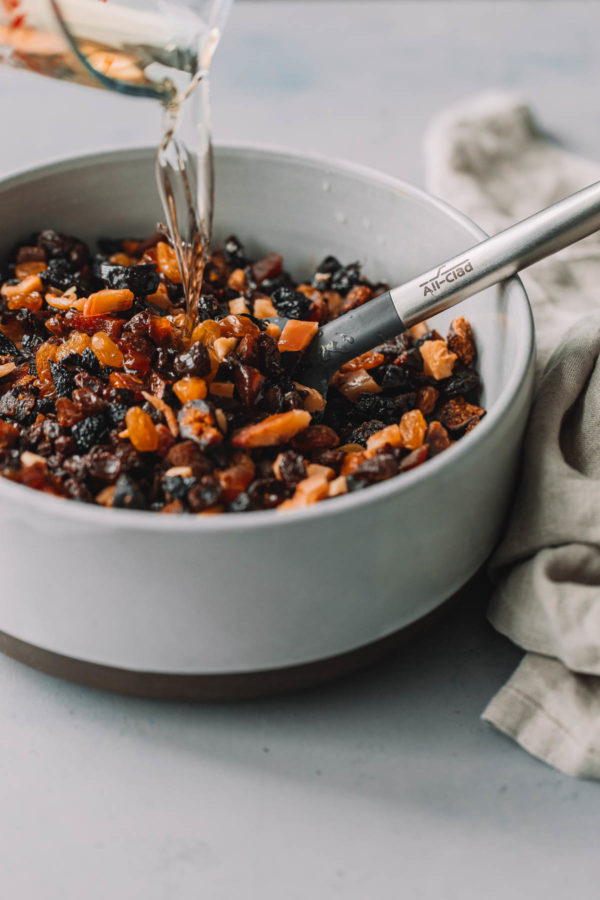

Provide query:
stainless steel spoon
left=287, top=181, right=600, bottom=393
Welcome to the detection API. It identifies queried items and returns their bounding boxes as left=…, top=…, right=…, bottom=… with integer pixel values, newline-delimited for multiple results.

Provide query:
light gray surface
left=2, top=2, right=600, bottom=898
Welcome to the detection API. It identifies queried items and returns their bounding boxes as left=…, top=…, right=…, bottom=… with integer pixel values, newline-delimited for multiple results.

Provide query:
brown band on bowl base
left=0, top=583, right=470, bottom=701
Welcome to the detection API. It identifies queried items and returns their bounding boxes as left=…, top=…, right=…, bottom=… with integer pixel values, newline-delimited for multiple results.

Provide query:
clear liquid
left=0, top=0, right=221, bottom=336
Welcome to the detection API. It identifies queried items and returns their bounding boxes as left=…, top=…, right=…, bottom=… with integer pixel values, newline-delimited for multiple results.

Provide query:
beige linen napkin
left=425, top=91, right=600, bottom=778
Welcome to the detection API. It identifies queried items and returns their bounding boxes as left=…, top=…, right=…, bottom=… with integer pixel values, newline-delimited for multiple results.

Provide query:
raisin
left=80, top=346, right=101, bottom=376
left=416, top=386, right=439, bottom=415
left=197, top=293, right=227, bottom=322
left=330, top=262, right=362, bottom=295
left=85, top=447, right=122, bottom=482
left=173, top=342, right=210, bottom=378
left=106, top=402, right=128, bottom=428
left=72, top=387, right=107, bottom=417
left=275, top=449, right=306, bottom=487
left=349, top=419, right=386, bottom=446
left=0, top=333, right=18, bottom=357
left=74, top=371, right=105, bottom=395
left=427, top=421, right=451, bottom=456
left=223, top=235, right=248, bottom=269
left=247, top=477, right=286, bottom=510
left=0, top=389, right=36, bottom=423
left=40, top=258, right=79, bottom=292
left=49, top=361, right=75, bottom=398
left=441, top=369, right=480, bottom=398
left=187, top=475, right=222, bottom=512
left=95, top=261, right=159, bottom=296
left=113, top=474, right=148, bottom=510
left=271, top=286, right=312, bottom=320
left=71, top=415, right=108, bottom=453
left=312, top=255, right=341, bottom=289
left=234, top=363, right=264, bottom=406
left=291, top=424, right=339, bottom=454
left=347, top=452, right=398, bottom=488
left=256, top=332, right=284, bottom=378
left=163, top=473, right=196, bottom=500
left=339, top=284, right=372, bottom=314
left=378, top=365, right=418, bottom=393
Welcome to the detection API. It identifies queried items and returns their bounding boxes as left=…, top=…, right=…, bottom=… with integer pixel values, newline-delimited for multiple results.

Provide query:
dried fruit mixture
left=0, top=230, right=485, bottom=514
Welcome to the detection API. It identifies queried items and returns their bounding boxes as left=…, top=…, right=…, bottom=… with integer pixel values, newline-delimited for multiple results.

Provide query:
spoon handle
left=299, top=181, right=600, bottom=391
left=391, top=180, right=600, bottom=326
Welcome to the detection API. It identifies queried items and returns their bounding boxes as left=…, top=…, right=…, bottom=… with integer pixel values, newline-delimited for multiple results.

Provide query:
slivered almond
left=142, top=390, right=179, bottom=438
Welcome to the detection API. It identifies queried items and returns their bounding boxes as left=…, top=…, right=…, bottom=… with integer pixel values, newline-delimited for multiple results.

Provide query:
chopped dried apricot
left=83, top=289, right=134, bottom=317
left=228, top=296, right=249, bottom=316
left=335, top=368, right=382, bottom=402
left=277, top=319, right=318, bottom=353
left=419, top=340, right=457, bottom=380
left=253, top=296, right=278, bottom=319
left=232, top=409, right=311, bottom=448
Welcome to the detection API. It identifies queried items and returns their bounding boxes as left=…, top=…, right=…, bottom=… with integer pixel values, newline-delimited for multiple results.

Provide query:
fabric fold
left=426, top=90, right=600, bottom=778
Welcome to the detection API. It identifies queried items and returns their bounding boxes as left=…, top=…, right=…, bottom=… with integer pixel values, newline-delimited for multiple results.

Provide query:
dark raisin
left=71, top=415, right=108, bottom=453
left=42, top=419, right=60, bottom=441
left=49, top=361, right=75, bottom=398
left=197, top=293, right=227, bottom=322
left=247, top=477, right=286, bottom=510
left=348, top=452, right=398, bottom=488
left=106, top=403, right=128, bottom=428
left=163, top=473, right=196, bottom=500
left=312, top=255, right=341, bottom=289
left=227, top=491, right=254, bottom=512
left=113, top=474, right=148, bottom=510
left=256, top=333, right=284, bottom=378
left=73, top=371, right=105, bottom=395
left=85, top=447, right=122, bottom=482
left=223, top=235, right=247, bottom=269
left=271, top=286, right=312, bottom=320
left=95, top=261, right=159, bottom=296
left=36, top=397, right=55, bottom=415
left=173, top=342, right=210, bottom=378
left=0, top=333, right=18, bottom=357
left=330, top=262, right=362, bottom=295
left=234, top=364, right=264, bottom=407
left=292, top=424, right=339, bottom=453
left=40, top=258, right=78, bottom=292
left=350, top=419, right=386, bottom=446
left=441, top=369, right=480, bottom=398
left=187, top=475, right=222, bottom=512
left=37, top=229, right=75, bottom=260
left=275, top=450, right=306, bottom=487
left=377, top=365, right=418, bottom=393
left=80, top=346, right=101, bottom=375
left=72, top=387, right=107, bottom=417
left=0, top=389, right=36, bottom=423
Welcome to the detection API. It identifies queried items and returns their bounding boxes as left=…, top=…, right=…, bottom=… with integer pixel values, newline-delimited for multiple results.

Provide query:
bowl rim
left=0, top=141, right=535, bottom=532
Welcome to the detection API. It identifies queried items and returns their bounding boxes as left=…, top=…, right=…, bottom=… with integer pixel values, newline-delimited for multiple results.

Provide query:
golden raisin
left=399, top=409, right=427, bottom=450
left=35, top=342, right=59, bottom=384
left=156, top=241, right=182, bottom=284
left=173, top=376, right=208, bottom=404
left=56, top=331, right=92, bottom=363
left=91, top=331, right=124, bottom=367
left=125, top=407, right=159, bottom=452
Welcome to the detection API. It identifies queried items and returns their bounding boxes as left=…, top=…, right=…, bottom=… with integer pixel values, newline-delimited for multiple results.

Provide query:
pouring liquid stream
left=0, top=0, right=221, bottom=339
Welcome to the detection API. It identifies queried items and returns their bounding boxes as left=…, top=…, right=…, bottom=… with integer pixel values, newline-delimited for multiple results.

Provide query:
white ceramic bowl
left=0, top=145, right=534, bottom=697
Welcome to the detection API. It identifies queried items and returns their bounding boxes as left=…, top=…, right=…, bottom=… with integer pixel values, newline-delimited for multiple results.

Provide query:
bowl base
left=0, top=585, right=471, bottom=701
